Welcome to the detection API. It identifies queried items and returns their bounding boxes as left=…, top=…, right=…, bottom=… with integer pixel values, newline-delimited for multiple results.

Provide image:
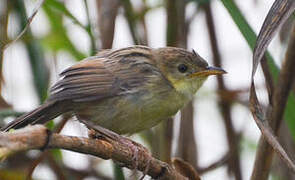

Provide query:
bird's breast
left=75, top=87, right=189, bottom=134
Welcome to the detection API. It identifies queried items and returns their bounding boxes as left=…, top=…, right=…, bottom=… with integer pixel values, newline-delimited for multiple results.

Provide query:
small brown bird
left=1, top=46, right=225, bottom=134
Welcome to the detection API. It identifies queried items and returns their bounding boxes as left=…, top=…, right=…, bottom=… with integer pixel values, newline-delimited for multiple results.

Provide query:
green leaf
left=113, top=163, right=125, bottom=180
left=45, top=0, right=83, bottom=27
left=50, top=149, right=63, bottom=162
left=44, top=0, right=96, bottom=56
left=13, top=0, right=49, bottom=103
left=42, top=1, right=87, bottom=60
left=46, top=120, right=55, bottom=130
left=253, top=0, right=295, bottom=76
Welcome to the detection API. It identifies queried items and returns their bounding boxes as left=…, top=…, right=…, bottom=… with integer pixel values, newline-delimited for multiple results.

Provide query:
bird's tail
left=1, top=101, right=70, bottom=132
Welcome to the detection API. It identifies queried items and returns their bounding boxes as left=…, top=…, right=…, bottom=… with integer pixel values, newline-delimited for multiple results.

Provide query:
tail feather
left=1, top=101, right=69, bottom=132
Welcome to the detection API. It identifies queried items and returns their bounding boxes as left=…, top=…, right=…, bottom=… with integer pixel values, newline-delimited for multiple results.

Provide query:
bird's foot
left=88, top=127, right=151, bottom=178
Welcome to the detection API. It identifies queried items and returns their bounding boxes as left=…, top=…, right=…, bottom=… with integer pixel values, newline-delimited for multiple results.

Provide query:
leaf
left=42, top=1, right=87, bottom=60
left=221, top=0, right=295, bottom=173
left=250, top=0, right=295, bottom=172
left=45, top=0, right=83, bottom=27
left=45, top=0, right=96, bottom=55
left=50, top=149, right=63, bottom=162
left=113, top=164, right=125, bottom=180
left=220, top=0, right=279, bottom=77
left=253, top=0, right=295, bottom=75
left=250, top=83, right=295, bottom=172
left=13, top=0, right=49, bottom=102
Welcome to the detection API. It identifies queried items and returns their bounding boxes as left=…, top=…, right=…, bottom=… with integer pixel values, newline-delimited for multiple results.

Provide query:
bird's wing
left=49, top=53, right=161, bottom=103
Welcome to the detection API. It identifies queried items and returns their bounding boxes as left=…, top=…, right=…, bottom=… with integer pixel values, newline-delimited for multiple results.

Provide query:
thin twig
left=198, top=152, right=230, bottom=174
left=46, top=153, right=67, bottom=180
left=2, top=0, right=45, bottom=51
left=26, top=151, right=48, bottom=179
left=83, top=0, right=96, bottom=55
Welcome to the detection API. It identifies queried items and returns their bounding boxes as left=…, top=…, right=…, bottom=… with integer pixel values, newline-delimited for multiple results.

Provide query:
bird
left=1, top=45, right=226, bottom=135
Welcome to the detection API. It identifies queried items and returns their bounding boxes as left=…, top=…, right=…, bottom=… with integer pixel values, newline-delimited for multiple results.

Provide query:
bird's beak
left=190, top=66, right=227, bottom=77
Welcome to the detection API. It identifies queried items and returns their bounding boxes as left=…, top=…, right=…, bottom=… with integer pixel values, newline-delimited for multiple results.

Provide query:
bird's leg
left=82, top=120, right=151, bottom=173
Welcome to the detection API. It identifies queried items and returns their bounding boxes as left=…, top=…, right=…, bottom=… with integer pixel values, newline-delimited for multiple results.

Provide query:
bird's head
left=154, top=47, right=226, bottom=98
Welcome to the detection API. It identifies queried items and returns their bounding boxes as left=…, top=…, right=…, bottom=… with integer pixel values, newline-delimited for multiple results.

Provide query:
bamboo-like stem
left=203, top=3, right=242, bottom=180
left=175, top=0, right=198, bottom=169
left=96, top=0, right=120, bottom=49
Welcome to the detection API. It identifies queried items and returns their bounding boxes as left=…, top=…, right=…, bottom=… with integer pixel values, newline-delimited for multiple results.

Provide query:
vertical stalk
left=165, top=0, right=199, bottom=168
left=203, top=3, right=242, bottom=179
left=0, top=0, right=8, bottom=92
left=121, top=0, right=148, bottom=45
left=96, top=0, right=124, bottom=178
left=96, top=0, right=120, bottom=49
left=175, top=0, right=198, bottom=169
left=178, top=102, right=198, bottom=169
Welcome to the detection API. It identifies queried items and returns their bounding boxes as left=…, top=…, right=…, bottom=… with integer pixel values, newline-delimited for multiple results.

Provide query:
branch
left=0, top=125, right=188, bottom=180
left=198, top=152, right=230, bottom=175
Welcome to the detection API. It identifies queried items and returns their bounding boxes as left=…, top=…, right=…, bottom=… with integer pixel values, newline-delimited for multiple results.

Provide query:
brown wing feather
left=49, top=57, right=118, bottom=102
left=49, top=47, right=161, bottom=103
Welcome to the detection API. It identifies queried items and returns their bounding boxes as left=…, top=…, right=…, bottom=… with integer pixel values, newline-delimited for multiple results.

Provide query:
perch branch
left=0, top=125, right=187, bottom=180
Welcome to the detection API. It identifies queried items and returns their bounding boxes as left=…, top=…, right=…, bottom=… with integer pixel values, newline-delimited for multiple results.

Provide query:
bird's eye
left=178, top=64, right=188, bottom=73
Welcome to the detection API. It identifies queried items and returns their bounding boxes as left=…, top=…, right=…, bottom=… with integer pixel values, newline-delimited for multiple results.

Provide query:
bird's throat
left=172, top=77, right=208, bottom=99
